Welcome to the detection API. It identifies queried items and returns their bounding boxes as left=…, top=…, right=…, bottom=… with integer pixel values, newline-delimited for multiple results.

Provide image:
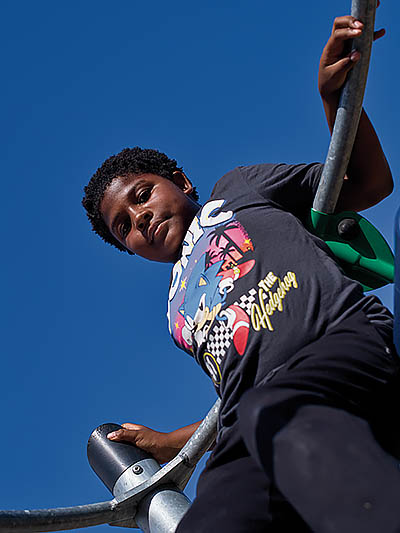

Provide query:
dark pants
left=177, top=312, right=400, bottom=532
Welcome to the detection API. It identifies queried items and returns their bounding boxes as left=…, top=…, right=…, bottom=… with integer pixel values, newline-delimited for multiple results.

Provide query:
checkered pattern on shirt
left=207, top=321, right=233, bottom=364
left=233, top=287, right=257, bottom=315
left=206, top=287, right=257, bottom=366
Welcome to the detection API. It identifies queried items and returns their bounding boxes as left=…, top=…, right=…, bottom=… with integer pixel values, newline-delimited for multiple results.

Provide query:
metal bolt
left=337, top=218, right=360, bottom=240
left=132, top=465, right=143, bottom=475
left=363, top=502, right=372, bottom=510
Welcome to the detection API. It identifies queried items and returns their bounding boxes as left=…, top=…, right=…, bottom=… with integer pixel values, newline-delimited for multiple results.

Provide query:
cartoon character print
left=180, top=254, right=255, bottom=355
left=169, top=200, right=255, bottom=369
left=180, top=255, right=225, bottom=348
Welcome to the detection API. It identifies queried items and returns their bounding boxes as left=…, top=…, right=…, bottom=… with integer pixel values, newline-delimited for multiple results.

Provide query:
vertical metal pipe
left=135, top=489, right=191, bottom=533
left=313, top=0, right=377, bottom=214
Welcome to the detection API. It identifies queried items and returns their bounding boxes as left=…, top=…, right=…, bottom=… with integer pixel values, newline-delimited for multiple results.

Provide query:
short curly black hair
left=82, top=147, right=199, bottom=253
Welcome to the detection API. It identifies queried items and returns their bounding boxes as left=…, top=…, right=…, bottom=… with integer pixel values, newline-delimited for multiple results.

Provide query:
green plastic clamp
left=309, top=209, right=394, bottom=292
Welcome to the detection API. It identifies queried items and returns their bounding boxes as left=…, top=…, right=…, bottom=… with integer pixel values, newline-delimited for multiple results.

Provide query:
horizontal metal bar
left=0, top=501, right=118, bottom=532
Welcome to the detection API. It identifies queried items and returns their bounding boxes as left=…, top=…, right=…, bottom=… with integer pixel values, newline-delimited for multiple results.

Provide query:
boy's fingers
left=121, top=423, right=144, bottom=430
left=328, top=54, right=359, bottom=76
left=332, top=16, right=363, bottom=31
left=331, top=27, right=362, bottom=43
left=321, top=54, right=359, bottom=90
left=373, top=28, right=385, bottom=41
left=322, top=28, right=361, bottom=66
left=107, top=428, right=138, bottom=442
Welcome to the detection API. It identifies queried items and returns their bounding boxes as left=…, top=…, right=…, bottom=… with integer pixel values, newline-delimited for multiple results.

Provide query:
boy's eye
left=120, top=219, right=131, bottom=239
left=137, top=188, right=151, bottom=204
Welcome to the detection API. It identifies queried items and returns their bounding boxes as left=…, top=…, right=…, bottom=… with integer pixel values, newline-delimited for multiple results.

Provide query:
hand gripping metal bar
left=313, top=0, right=377, bottom=214
left=0, top=399, right=220, bottom=532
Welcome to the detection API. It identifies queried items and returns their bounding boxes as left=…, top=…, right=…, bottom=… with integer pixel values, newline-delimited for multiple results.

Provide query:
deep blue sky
left=1, top=1, right=399, bottom=531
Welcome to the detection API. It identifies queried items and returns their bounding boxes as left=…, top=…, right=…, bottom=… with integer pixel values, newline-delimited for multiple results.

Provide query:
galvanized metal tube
left=135, top=488, right=191, bottom=533
left=313, top=0, right=377, bottom=214
left=0, top=501, right=116, bottom=533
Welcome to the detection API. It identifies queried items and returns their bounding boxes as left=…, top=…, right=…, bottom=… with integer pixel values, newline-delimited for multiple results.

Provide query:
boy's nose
left=134, top=210, right=152, bottom=234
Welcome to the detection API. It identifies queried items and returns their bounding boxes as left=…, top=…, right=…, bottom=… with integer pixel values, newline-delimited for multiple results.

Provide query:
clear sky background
left=1, top=1, right=399, bottom=531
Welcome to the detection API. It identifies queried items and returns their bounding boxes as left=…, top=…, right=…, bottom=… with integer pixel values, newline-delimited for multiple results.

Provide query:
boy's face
left=100, top=172, right=199, bottom=263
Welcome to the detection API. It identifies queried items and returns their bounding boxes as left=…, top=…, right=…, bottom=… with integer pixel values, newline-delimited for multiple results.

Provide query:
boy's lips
left=149, top=219, right=167, bottom=243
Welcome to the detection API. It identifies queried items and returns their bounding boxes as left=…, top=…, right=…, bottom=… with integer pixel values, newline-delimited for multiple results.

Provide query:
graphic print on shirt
left=168, top=200, right=255, bottom=373
left=249, top=271, right=298, bottom=332
left=168, top=198, right=300, bottom=386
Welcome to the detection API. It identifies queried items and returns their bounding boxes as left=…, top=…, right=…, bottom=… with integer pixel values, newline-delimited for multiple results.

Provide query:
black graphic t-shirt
left=167, top=163, right=393, bottom=432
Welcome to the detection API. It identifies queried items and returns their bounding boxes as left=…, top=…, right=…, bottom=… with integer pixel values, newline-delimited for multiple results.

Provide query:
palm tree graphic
left=209, top=222, right=245, bottom=258
left=218, top=242, right=237, bottom=264
left=204, top=249, right=219, bottom=269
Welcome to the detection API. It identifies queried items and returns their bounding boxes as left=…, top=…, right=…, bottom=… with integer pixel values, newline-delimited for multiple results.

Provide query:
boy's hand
left=318, top=8, right=385, bottom=103
left=107, top=423, right=177, bottom=464
left=107, top=421, right=201, bottom=464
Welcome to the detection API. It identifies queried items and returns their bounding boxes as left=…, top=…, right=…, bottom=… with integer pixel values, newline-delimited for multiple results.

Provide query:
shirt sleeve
left=238, top=163, right=324, bottom=219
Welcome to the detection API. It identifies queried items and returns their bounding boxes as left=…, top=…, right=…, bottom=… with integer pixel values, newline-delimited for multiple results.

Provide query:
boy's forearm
left=168, top=421, right=202, bottom=449
left=345, top=108, right=392, bottom=208
left=322, top=95, right=393, bottom=212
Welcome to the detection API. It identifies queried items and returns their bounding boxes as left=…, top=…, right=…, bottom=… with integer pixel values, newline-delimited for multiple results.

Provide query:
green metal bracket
left=309, top=209, right=394, bottom=292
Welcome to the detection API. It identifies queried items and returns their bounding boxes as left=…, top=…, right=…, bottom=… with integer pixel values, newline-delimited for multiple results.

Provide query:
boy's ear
left=172, top=171, right=194, bottom=195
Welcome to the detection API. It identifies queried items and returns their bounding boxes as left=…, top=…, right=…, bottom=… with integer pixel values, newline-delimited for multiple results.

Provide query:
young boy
left=83, top=13, right=400, bottom=532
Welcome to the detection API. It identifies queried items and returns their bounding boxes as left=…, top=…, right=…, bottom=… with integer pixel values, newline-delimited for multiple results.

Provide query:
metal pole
left=313, top=0, right=377, bottom=214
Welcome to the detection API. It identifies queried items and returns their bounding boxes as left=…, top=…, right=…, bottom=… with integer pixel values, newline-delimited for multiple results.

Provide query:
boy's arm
left=107, top=421, right=202, bottom=464
left=318, top=11, right=392, bottom=212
